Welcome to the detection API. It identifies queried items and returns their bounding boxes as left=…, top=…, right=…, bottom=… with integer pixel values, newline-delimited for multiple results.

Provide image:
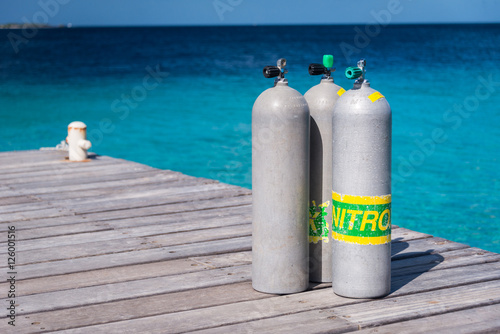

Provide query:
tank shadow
left=391, top=237, right=410, bottom=256
left=307, top=239, right=445, bottom=292
left=390, top=238, right=445, bottom=294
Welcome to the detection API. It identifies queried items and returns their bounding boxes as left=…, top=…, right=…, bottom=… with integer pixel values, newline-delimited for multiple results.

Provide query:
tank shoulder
left=305, top=81, right=343, bottom=96
left=334, top=86, right=391, bottom=114
left=253, top=84, right=309, bottom=115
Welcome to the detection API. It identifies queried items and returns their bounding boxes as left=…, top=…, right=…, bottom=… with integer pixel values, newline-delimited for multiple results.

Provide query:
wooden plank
left=0, top=201, right=49, bottom=214
left=391, top=235, right=468, bottom=261
left=0, top=195, right=40, bottom=206
left=3, top=236, right=252, bottom=278
left=355, top=304, right=500, bottom=334
left=72, top=192, right=252, bottom=221
left=0, top=187, right=21, bottom=199
left=0, top=149, right=47, bottom=157
left=333, top=279, right=500, bottom=328
left=391, top=261, right=500, bottom=296
left=9, top=251, right=253, bottom=296
left=391, top=236, right=469, bottom=261
left=11, top=221, right=114, bottom=240
left=0, top=206, right=75, bottom=223
left=0, top=159, right=154, bottom=181
left=0, top=156, right=127, bottom=175
left=1, top=166, right=157, bottom=187
left=16, top=203, right=250, bottom=248
left=0, top=152, right=113, bottom=172
left=68, top=183, right=249, bottom=214
left=14, top=264, right=252, bottom=315
left=0, top=149, right=66, bottom=162
left=391, top=228, right=432, bottom=242
left=0, top=161, right=178, bottom=192
left=0, top=154, right=111, bottom=168
left=0, top=177, right=234, bottom=223
left=3, top=204, right=250, bottom=239
left=191, top=309, right=357, bottom=334
left=392, top=247, right=500, bottom=277
left=0, top=170, right=185, bottom=196
left=37, top=177, right=219, bottom=204
left=399, top=246, right=500, bottom=275
left=0, top=149, right=62, bottom=156
left=8, top=169, right=178, bottom=191
left=309, top=248, right=500, bottom=290
left=32, top=176, right=201, bottom=201
left=1, top=174, right=207, bottom=205
left=0, top=282, right=272, bottom=333
left=0, top=183, right=247, bottom=222
left=12, top=222, right=252, bottom=264
left=0, top=199, right=250, bottom=232
left=192, top=281, right=500, bottom=334
left=0, top=161, right=154, bottom=183
left=0, top=215, right=89, bottom=231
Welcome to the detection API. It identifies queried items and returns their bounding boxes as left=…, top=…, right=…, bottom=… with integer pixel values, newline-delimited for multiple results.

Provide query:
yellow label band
left=332, top=191, right=391, bottom=205
left=368, top=91, right=385, bottom=102
left=332, top=191, right=391, bottom=245
left=332, top=231, right=391, bottom=245
left=337, top=88, right=346, bottom=97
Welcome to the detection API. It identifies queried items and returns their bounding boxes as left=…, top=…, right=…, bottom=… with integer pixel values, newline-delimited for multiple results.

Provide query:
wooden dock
left=0, top=149, right=499, bottom=333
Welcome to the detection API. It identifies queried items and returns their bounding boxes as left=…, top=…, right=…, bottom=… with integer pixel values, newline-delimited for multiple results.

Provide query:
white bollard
left=66, top=121, right=92, bottom=161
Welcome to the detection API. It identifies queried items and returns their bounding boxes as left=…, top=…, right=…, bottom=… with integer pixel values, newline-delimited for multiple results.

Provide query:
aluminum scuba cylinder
left=331, top=59, right=392, bottom=298
left=304, top=55, right=345, bottom=283
left=252, top=58, right=310, bottom=294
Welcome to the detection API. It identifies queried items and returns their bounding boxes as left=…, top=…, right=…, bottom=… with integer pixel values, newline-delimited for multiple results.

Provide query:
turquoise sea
left=1, top=24, right=499, bottom=253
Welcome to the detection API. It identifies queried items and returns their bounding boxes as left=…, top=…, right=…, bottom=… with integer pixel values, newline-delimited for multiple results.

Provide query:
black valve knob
left=263, top=66, right=282, bottom=78
left=308, top=63, right=327, bottom=76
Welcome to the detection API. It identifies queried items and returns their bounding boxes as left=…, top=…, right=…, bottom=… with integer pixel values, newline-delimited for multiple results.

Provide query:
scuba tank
left=331, top=59, right=392, bottom=298
left=252, top=58, right=310, bottom=294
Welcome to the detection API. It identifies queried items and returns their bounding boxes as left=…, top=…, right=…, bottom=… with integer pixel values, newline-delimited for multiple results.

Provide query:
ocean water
left=1, top=24, right=499, bottom=253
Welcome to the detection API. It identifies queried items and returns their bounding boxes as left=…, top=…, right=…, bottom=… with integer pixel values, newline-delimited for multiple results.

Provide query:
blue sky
left=1, top=0, right=500, bottom=26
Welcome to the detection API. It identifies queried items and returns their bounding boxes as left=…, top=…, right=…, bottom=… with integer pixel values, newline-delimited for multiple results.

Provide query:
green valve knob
left=345, top=66, right=362, bottom=79
left=323, top=55, right=334, bottom=68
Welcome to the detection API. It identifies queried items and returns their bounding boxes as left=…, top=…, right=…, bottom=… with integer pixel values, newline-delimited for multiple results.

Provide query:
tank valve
left=308, top=54, right=335, bottom=78
left=263, top=58, right=288, bottom=85
left=66, top=121, right=92, bottom=162
left=345, top=59, right=367, bottom=83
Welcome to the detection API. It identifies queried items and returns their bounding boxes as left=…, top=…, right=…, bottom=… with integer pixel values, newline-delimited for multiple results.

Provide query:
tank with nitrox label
left=304, top=55, right=345, bottom=283
left=252, top=58, right=310, bottom=294
left=331, top=59, right=392, bottom=298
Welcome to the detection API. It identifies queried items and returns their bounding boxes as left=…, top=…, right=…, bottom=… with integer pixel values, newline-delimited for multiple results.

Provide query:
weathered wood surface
left=0, top=150, right=498, bottom=333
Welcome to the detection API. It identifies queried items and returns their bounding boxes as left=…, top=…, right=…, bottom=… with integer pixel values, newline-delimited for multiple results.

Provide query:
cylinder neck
left=353, top=80, right=370, bottom=90
left=354, top=59, right=367, bottom=84
left=275, top=79, right=289, bottom=87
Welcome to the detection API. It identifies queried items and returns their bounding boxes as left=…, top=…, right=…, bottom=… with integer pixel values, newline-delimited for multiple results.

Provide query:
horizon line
left=3, top=21, right=499, bottom=29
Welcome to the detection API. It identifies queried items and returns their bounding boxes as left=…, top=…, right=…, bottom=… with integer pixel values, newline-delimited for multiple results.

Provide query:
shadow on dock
left=390, top=237, right=445, bottom=294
